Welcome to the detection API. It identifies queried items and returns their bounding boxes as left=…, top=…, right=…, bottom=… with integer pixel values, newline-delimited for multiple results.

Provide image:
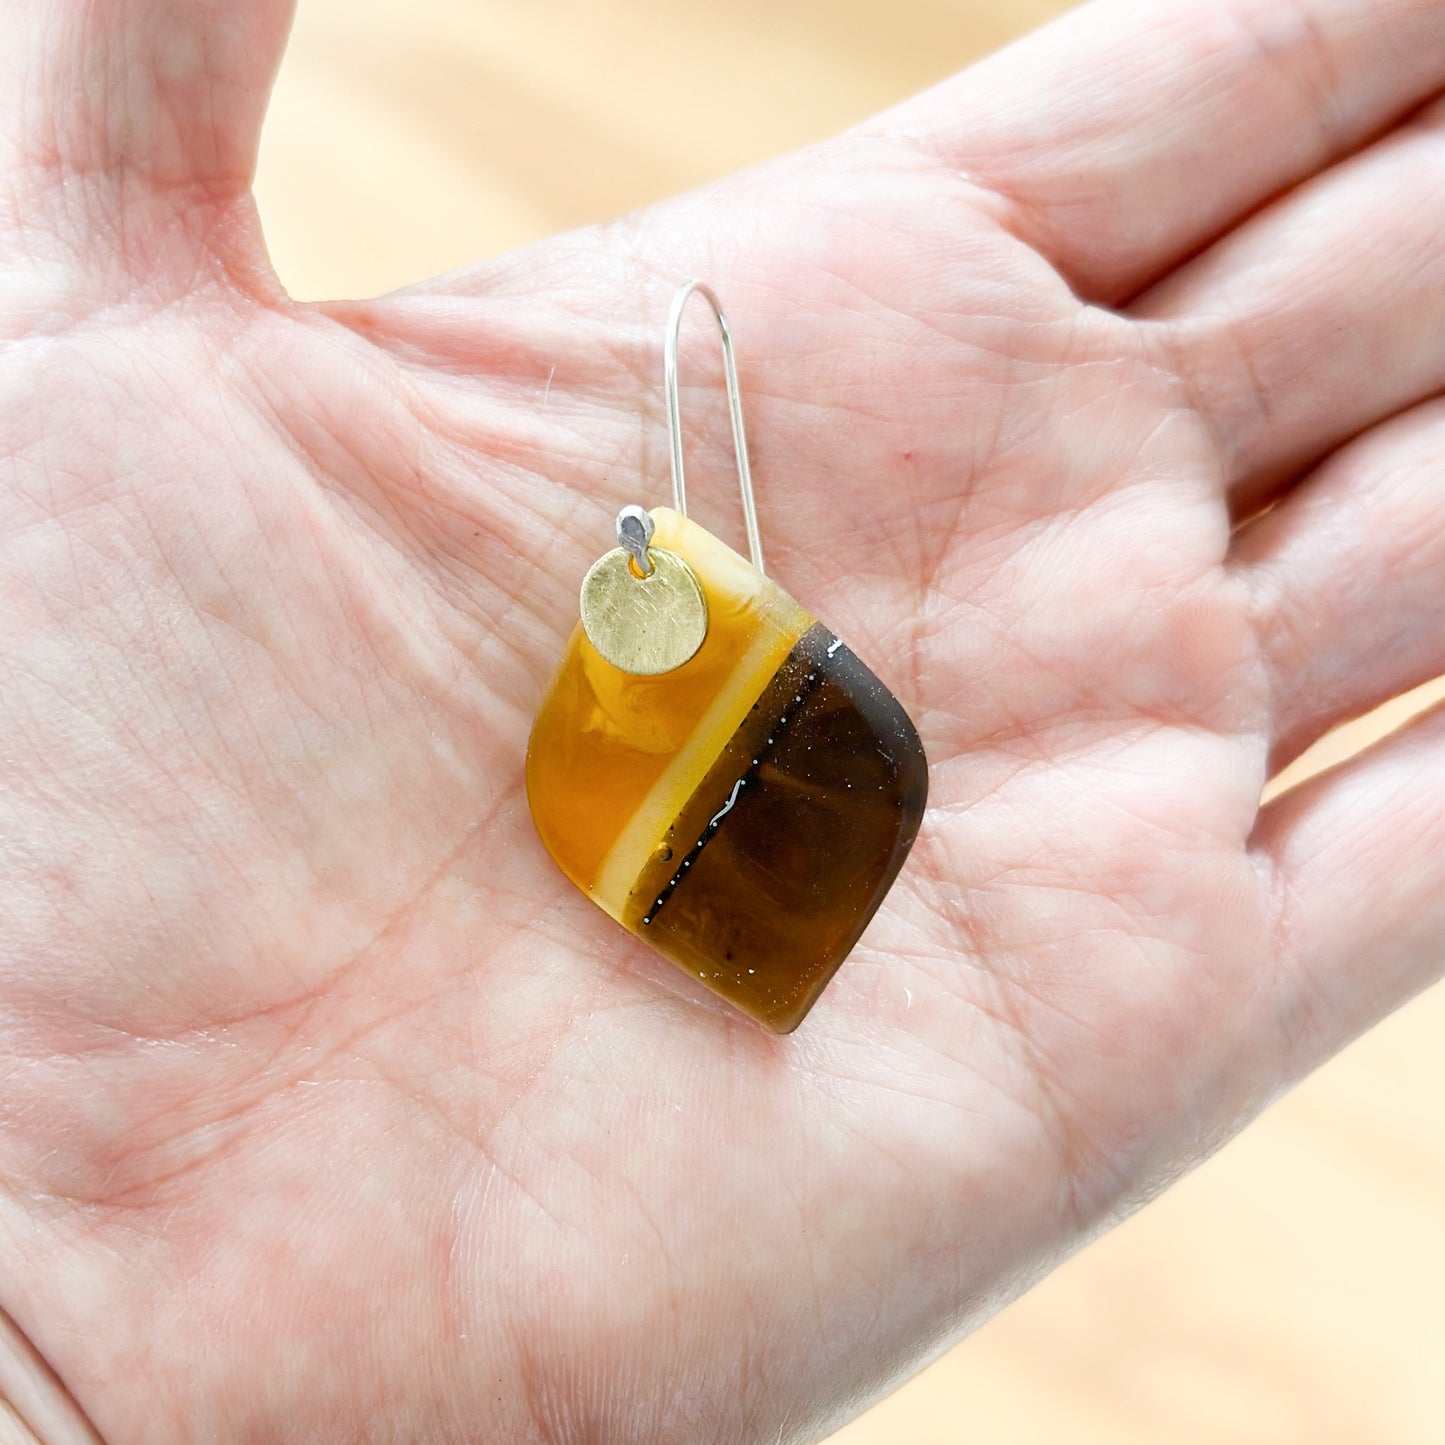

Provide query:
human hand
left=3, top=0, right=1444, bottom=1440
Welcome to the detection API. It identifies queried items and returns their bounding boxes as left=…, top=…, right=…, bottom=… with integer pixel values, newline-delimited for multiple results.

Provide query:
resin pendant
left=525, top=283, right=928, bottom=1033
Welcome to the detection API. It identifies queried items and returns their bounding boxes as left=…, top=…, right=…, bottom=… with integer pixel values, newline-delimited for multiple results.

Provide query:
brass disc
left=580, top=546, right=708, bottom=675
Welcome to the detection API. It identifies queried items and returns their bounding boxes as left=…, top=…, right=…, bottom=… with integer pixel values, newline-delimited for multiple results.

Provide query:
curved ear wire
left=664, top=280, right=766, bottom=576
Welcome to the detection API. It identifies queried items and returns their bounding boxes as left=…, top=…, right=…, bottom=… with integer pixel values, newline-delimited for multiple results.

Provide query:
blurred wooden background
left=253, top=3, right=1445, bottom=1441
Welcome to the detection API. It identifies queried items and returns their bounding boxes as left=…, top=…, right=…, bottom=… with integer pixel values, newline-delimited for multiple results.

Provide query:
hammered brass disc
left=580, top=546, right=708, bottom=675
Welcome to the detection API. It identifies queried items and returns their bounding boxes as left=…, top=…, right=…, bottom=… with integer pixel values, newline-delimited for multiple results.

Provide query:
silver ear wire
left=664, top=280, right=765, bottom=576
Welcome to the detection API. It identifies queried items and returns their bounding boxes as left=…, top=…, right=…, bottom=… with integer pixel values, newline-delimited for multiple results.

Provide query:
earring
left=527, top=281, right=928, bottom=1033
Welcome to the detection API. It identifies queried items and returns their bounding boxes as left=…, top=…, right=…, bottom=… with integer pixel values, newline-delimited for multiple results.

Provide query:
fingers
left=1235, top=401, right=1445, bottom=773
left=1140, top=98, right=1445, bottom=513
left=2, top=0, right=294, bottom=205
left=0, top=1305, right=105, bottom=1445
left=1255, top=699, right=1445, bottom=1078
left=864, top=0, right=1445, bottom=303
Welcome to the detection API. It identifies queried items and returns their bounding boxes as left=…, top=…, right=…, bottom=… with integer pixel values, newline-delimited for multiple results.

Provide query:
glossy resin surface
left=527, top=507, right=927, bottom=1032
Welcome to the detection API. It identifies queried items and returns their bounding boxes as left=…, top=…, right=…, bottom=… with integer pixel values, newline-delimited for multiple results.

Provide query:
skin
left=1, top=0, right=1444, bottom=1439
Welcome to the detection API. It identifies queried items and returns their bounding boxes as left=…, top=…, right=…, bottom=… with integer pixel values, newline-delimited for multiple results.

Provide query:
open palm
left=3, top=1, right=1444, bottom=1440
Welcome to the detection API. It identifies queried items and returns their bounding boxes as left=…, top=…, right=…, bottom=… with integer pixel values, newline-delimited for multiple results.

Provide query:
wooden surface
left=253, top=4, right=1445, bottom=1441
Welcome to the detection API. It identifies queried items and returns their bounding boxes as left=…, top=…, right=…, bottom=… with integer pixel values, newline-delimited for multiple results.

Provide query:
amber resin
left=527, top=507, right=928, bottom=1032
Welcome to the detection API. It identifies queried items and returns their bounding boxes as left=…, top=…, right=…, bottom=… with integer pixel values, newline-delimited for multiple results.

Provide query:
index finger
left=863, top=0, right=1445, bottom=303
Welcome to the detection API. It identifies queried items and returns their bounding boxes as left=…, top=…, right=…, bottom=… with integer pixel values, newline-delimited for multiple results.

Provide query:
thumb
left=4, top=0, right=294, bottom=269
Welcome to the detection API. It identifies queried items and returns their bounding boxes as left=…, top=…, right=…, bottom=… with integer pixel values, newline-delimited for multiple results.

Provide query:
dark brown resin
left=625, top=624, right=928, bottom=1032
